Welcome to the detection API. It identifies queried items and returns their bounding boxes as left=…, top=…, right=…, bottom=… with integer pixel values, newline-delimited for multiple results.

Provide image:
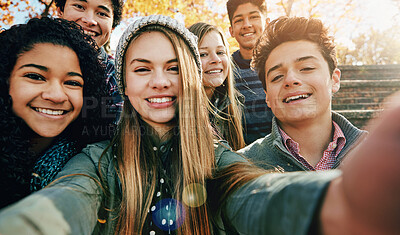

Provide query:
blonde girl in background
left=189, top=22, right=245, bottom=150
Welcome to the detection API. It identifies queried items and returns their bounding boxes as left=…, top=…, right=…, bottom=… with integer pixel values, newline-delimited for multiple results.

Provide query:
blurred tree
left=337, top=26, right=400, bottom=65
left=0, top=0, right=56, bottom=27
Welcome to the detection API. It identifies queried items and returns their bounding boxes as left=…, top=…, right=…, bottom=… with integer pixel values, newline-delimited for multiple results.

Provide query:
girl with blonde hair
left=188, top=22, right=245, bottom=150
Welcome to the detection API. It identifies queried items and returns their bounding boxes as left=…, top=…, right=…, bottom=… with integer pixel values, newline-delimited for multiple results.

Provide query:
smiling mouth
left=242, top=32, right=255, bottom=37
left=205, top=69, right=222, bottom=74
left=146, top=97, right=175, bottom=104
left=83, top=30, right=99, bottom=37
left=283, top=94, right=311, bottom=103
left=34, top=107, right=67, bottom=116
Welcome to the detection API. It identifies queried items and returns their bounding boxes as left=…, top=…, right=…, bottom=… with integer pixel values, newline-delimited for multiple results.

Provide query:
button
left=160, top=145, right=167, bottom=153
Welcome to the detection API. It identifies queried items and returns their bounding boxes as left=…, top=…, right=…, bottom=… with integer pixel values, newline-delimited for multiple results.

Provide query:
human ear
left=229, top=26, right=234, bottom=38
left=264, top=90, right=271, bottom=108
left=331, top=68, right=341, bottom=94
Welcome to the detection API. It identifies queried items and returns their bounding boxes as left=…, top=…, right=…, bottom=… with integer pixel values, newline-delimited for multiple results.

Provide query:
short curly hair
left=226, top=0, right=267, bottom=25
left=251, top=16, right=337, bottom=90
left=55, top=0, right=124, bottom=28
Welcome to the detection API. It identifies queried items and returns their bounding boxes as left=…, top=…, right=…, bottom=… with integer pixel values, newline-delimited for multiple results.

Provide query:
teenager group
left=1, top=0, right=400, bottom=234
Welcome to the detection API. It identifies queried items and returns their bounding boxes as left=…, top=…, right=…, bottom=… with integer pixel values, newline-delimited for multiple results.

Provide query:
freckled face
left=124, top=31, right=180, bottom=130
left=199, top=30, right=229, bottom=92
left=9, top=43, right=84, bottom=138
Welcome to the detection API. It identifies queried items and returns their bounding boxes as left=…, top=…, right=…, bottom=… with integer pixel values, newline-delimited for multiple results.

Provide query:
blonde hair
left=188, top=22, right=246, bottom=150
left=111, top=25, right=215, bottom=234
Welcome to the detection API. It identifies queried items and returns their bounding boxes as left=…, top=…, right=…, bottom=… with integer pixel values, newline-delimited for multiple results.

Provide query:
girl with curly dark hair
left=0, top=17, right=114, bottom=208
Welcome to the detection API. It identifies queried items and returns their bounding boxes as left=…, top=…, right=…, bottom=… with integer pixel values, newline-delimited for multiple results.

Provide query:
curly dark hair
left=251, top=16, right=337, bottom=90
left=0, top=17, right=114, bottom=206
left=55, top=0, right=124, bottom=28
left=226, top=0, right=267, bottom=25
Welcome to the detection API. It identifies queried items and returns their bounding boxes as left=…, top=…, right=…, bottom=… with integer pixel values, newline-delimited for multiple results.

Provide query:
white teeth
left=206, top=69, right=222, bottom=74
left=284, top=94, right=310, bottom=103
left=35, top=108, right=64, bottom=115
left=243, top=33, right=254, bottom=37
left=84, top=30, right=96, bottom=37
left=148, top=97, right=173, bottom=103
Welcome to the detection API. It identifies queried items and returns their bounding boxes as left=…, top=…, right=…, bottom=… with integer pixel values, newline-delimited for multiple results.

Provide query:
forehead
left=126, top=31, right=175, bottom=60
left=233, top=2, right=262, bottom=17
left=266, top=40, right=325, bottom=67
left=66, top=0, right=113, bottom=9
left=200, top=31, right=224, bottom=47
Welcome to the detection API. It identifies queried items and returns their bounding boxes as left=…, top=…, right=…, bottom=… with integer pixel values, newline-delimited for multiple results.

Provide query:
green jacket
left=0, top=140, right=339, bottom=234
left=239, top=112, right=367, bottom=171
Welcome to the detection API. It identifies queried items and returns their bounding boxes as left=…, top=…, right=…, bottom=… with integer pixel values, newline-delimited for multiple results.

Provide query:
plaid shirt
left=279, top=121, right=346, bottom=170
left=99, top=48, right=123, bottom=122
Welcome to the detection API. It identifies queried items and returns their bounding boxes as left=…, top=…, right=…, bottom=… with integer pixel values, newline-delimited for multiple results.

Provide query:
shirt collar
left=278, top=121, right=346, bottom=156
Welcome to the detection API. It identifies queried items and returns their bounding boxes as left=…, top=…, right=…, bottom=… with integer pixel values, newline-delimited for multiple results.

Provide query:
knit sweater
left=238, top=112, right=367, bottom=171
left=232, top=50, right=273, bottom=144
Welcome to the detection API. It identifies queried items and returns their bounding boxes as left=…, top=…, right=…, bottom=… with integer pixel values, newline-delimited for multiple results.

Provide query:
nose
left=284, top=70, right=302, bottom=88
left=149, top=70, right=172, bottom=89
left=81, top=12, right=97, bottom=26
left=209, top=52, right=222, bottom=64
left=242, top=17, right=252, bottom=28
left=41, top=82, right=68, bottom=103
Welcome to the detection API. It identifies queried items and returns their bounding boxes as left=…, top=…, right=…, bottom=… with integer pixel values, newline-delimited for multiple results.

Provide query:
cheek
left=70, top=90, right=84, bottom=114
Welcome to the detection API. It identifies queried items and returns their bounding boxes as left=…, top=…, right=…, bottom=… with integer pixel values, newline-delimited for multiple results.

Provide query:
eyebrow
left=19, top=63, right=48, bottom=72
left=129, top=58, right=178, bottom=65
left=233, top=11, right=260, bottom=20
left=67, top=72, right=83, bottom=78
left=75, top=0, right=111, bottom=13
left=266, top=56, right=317, bottom=77
left=19, top=63, right=83, bottom=78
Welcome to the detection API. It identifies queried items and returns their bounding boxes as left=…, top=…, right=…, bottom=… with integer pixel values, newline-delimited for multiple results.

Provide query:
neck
left=204, top=86, right=215, bottom=99
left=29, top=136, right=55, bottom=156
left=279, top=113, right=334, bottom=166
left=239, top=47, right=253, bottom=60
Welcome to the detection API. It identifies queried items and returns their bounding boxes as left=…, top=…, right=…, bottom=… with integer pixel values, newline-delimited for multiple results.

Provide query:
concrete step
left=333, top=90, right=396, bottom=98
left=332, top=97, right=386, bottom=104
left=339, top=79, right=400, bottom=88
left=332, top=103, right=382, bottom=110
left=339, top=65, right=400, bottom=80
left=335, top=110, right=382, bottom=129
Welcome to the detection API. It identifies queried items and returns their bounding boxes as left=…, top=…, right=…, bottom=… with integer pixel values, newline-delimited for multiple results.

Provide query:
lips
left=83, top=29, right=99, bottom=37
left=205, top=69, right=223, bottom=74
left=283, top=93, right=311, bottom=103
left=147, top=97, right=174, bottom=103
left=33, top=107, right=68, bottom=116
left=242, top=32, right=255, bottom=37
